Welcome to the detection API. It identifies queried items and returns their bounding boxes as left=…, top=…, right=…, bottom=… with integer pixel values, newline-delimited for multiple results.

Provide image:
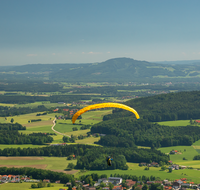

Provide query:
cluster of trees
left=0, top=94, right=94, bottom=104
left=30, top=119, right=42, bottom=122
left=104, top=91, right=200, bottom=122
left=63, top=135, right=76, bottom=143
left=0, top=105, right=48, bottom=117
left=31, top=182, right=53, bottom=188
left=36, top=112, right=47, bottom=116
left=0, top=144, right=169, bottom=166
left=80, top=125, right=91, bottom=130
left=193, top=155, right=200, bottom=160
left=0, top=123, right=26, bottom=130
left=0, top=131, right=53, bottom=145
left=77, top=152, right=128, bottom=170
left=92, top=117, right=200, bottom=148
left=0, top=167, right=74, bottom=183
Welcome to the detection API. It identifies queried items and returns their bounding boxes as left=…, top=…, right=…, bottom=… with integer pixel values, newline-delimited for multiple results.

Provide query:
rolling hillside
left=1, top=57, right=200, bottom=82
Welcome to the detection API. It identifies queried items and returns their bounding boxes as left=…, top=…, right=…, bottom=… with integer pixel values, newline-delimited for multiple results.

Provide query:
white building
left=108, top=177, right=122, bottom=185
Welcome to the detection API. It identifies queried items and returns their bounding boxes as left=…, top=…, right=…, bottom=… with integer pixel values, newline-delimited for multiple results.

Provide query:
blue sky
left=1, top=0, right=200, bottom=65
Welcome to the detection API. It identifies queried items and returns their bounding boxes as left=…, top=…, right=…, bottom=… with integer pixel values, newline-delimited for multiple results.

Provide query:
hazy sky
left=1, top=0, right=200, bottom=66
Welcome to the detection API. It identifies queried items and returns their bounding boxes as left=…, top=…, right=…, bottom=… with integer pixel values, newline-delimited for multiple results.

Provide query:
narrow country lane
left=51, top=118, right=71, bottom=137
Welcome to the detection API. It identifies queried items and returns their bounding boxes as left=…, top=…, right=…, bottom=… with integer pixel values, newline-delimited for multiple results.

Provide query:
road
left=51, top=118, right=71, bottom=137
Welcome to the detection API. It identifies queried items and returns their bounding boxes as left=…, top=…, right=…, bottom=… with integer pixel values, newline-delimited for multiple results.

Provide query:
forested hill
left=1, top=57, right=200, bottom=82
left=103, top=91, right=200, bottom=122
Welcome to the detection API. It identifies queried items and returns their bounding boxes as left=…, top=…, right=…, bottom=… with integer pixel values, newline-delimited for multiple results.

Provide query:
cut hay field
left=0, top=182, right=66, bottom=190
left=0, top=156, right=77, bottom=172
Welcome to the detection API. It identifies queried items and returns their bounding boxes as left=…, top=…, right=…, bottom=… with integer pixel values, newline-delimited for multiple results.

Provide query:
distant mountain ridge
left=1, top=57, right=200, bottom=82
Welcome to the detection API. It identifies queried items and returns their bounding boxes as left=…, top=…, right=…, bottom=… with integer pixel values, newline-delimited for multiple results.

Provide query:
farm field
left=157, top=120, right=200, bottom=126
left=54, top=109, right=112, bottom=135
left=1, top=112, right=55, bottom=125
left=77, top=162, right=200, bottom=183
left=0, top=156, right=77, bottom=172
left=158, top=141, right=200, bottom=168
left=0, top=182, right=66, bottom=190
left=0, top=144, right=46, bottom=149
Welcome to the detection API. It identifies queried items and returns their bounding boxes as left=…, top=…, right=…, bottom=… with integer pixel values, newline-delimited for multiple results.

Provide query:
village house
left=66, top=182, right=72, bottom=186
left=164, top=186, right=172, bottom=190
left=139, top=162, right=147, bottom=166
left=172, top=181, right=182, bottom=189
left=113, top=185, right=123, bottom=190
left=147, top=181, right=155, bottom=185
left=108, top=177, right=123, bottom=185
left=125, top=179, right=136, bottom=188
left=150, top=162, right=159, bottom=167
left=170, top=150, right=178, bottom=154
left=82, top=184, right=90, bottom=188
left=43, top=179, right=50, bottom=183
left=98, top=178, right=108, bottom=184
left=102, top=187, right=110, bottom=190
left=181, top=183, right=191, bottom=188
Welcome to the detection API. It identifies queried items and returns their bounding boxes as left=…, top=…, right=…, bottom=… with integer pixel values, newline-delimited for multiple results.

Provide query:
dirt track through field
left=0, top=164, right=47, bottom=169
left=0, top=156, right=44, bottom=160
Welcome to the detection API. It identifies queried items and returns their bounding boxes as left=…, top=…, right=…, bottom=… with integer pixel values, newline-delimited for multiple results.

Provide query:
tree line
left=0, top=131, right=53, bottom=145
left=0, top=123, right=26, bottom=130
left=0, top=145, right=169, bottom=169
left=91, top=118, right=200, bottom=148
left=0, top=94, right=95, bottom=104
left=0, top=167, right=74, bottom=183
left=0, top=105, right=48, bottom=117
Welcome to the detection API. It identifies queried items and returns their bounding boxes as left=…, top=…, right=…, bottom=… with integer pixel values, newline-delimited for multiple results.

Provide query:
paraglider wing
left=72, top=102, right=140, bottom=124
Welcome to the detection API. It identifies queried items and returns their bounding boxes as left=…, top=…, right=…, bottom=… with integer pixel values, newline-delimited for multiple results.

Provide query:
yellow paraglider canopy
left=72, top=102, right=140, bottom=124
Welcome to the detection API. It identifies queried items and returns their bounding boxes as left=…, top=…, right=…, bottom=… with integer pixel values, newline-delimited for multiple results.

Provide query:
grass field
left=0, top=156, right=77, bottom=171
left=76, top=162, right=200, bottom=183
left=1, top=112, right=55, bottom=125
left=157, top=120, right=200, bottom=127
left=0, top=144, right=45, bottom=149
left=158, top=146, right=199, bottom=162
left=0, top=182, right=67, bottom=190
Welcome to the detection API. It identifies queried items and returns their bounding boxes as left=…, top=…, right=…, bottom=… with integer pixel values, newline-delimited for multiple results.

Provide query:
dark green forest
left=0, top=94, right=95, bottom=104
left=0, top=105, right=48, bottom=117
left=0, top=131, right=53, bottom=145
left=103, top=91, right=200, bottom=122
left=92, top=118, right=200, bottom=148
left=0, top=123, right=53, bottom=145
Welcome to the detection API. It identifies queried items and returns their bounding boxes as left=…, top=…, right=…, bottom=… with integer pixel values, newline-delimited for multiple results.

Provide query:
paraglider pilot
left=106, top=156, right=113, bottom=166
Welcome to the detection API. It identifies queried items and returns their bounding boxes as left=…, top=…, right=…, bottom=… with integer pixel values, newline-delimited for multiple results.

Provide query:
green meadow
left=0, top=182, right=67, bottom=190
left=0, top=156, right=76, bottom=171
left=77, top=162, right=200, bottom=183
left=0, top=144, right=45, bottom=149
left=157, top=120, right=200, bottom=127
left=1, top=112, right=55, bottom=125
